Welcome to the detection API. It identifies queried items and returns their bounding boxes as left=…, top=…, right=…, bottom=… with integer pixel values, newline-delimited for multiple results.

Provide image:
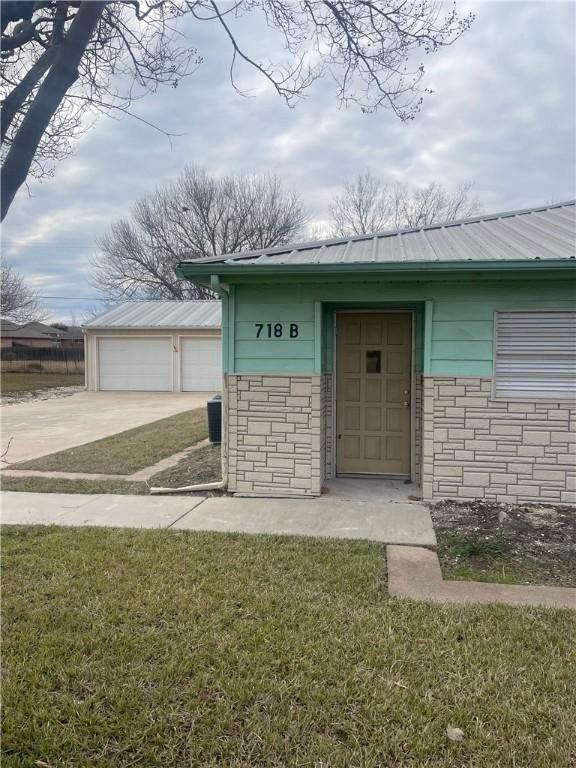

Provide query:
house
left=17, top=321, right=65, bottom=340
left=59, top=326, right=84, bottom=349
left=0, top=319, right=20, bottom=348
left=83, top=300, right=221, bottom=392
left=176, top=201, right=576, bottom=504
left=1, top=325, right=56, bottom=348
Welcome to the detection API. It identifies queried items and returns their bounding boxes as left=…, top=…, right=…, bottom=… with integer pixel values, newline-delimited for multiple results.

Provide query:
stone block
left=262, top=377, right=290, bottom=387
left=271, top=422, right=295, bottom=433
left=291, top=381, right=312, bottom=396
left=455, top=396, right=487, bottom=408
left=290, top=477, right=312, bottom=489
left=517, top=445, right=544, bottom=457
left=267, top=456, right=295, bottom=469
left=523, top=431, right=551, bottom=446
left=463, top=472, right=490, bottom=487
left=507, top=402, right=535, bottom=413
left=245, top=471, right=273, bottom=482
left=247, top=421, right=271, bottom=435
left=286, top=396, right=311, bottom=407
left=533, top=469, right=565, bottom=482
left=491, top=424, right=522, bottom=436
left=242, top=435, right=266, bottom=446
left=458, top=486, right=484, bottom=497
left=551, top=431, right=576, bottom=444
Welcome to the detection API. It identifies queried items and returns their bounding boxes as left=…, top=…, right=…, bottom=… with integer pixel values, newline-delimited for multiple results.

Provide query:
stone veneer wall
left=422, top=376, right=576, bottom=504
left=226, top=374, right=322, bottom=496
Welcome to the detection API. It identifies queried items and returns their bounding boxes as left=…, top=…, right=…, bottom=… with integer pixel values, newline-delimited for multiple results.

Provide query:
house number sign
left=255, top=323, right=299, bottom=338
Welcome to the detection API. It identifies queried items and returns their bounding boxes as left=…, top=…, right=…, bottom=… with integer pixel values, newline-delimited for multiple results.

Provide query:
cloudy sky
left=2, top=0, right=575, bottom=323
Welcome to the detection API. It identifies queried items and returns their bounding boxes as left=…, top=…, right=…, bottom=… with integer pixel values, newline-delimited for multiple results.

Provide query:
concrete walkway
left=387, top=546, right=576, bottom=610
left=0, top=491, right=436, bottom=545
left=1, top=391, right=214, bottom=464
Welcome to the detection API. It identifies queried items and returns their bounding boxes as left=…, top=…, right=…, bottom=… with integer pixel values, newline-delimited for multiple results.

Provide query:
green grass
left=1, top=475, right=147, bottom=495
left=2, top=526, right=575, bottom=767
left=2, top=444, right=221, bottom=495
left=16, top=408, right=209, bottom=475
left=0, top=372, right=84, bottom=394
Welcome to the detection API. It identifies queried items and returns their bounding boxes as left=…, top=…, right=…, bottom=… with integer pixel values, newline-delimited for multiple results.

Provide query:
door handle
left=403, top=401, right=410, bottom=407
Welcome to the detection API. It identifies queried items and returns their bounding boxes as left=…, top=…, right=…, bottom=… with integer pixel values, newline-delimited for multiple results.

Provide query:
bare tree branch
left=91, top=164, right=309, bottom=300
left=330, top=173, right=482, bottom=235
left=1, top=1, right=473, bottom=218
left=0, top=261, right=45, bottom=321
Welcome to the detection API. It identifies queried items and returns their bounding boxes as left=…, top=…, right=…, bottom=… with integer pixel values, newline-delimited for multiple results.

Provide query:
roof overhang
left=176, top=258, right=576, bottom=287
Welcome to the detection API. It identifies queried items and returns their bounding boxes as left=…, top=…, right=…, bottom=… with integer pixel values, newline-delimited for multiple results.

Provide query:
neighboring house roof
left=18, top=321, right=63, bottom=336
left=0, top=319, right=20, bottom=331
left=5, top=326, right=54, bottom=340
left=60, top=326, right=84, bottom=339
left=179, top=201, right=576, bottom=270
left=83, top=300, right=222, bottom=329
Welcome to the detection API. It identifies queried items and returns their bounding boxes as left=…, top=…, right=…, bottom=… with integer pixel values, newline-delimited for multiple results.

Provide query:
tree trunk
left=1, top=1, right=106, bottom=221
left=1, top=46, right=59, bottom=143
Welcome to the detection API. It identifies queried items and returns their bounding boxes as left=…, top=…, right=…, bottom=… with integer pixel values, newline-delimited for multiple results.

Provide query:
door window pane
left=366, top=350, right=381, bottom=373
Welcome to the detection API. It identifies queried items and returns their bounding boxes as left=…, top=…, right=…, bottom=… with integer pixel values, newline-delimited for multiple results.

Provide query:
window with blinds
left=494, top=311, right=576, bottom=399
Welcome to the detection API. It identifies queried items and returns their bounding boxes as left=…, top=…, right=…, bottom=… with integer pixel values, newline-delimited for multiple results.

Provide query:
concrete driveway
left=1, top=391, right=215, bottom=464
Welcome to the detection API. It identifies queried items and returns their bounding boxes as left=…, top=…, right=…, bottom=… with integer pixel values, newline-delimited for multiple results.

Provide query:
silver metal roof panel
left=181, top=201, right=575, bottom=268
left=84, top=300, right=221, bottom=329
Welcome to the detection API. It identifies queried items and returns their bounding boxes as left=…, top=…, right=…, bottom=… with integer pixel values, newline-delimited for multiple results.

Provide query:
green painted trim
left=424, top=300, right=433, bottom=374
left=221, top=293, right=229, bottom=373
left=177, top=259, right=576, bottom=282
left=314, top=301, right=322, bottom=374
left=228, top=285, right=236, bottom=373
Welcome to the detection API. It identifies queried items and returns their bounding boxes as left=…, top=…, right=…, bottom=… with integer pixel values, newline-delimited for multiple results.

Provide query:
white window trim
left=492, top=309, right=576, bottom=402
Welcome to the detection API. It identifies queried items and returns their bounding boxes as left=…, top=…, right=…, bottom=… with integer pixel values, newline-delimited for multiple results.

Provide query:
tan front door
left=336, top=312, right=411, bottom=476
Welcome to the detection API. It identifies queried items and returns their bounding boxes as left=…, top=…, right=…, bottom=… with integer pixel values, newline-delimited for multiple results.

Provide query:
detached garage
left=83, top=301, right=221, bottom=392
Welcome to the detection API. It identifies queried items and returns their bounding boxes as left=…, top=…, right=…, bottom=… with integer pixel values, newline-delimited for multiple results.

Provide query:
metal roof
left=181, top=201, right=576, bottom=268
left=83, top=300, right=221, bottom=329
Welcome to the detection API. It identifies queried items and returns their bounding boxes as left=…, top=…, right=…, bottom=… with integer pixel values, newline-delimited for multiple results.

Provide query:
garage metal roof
left=84, top=300, right=221, bottom=329
left=181, top=201, right=575, bottom=268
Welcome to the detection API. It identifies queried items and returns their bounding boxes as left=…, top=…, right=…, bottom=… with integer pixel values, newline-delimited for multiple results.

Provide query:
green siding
left=231, top=279, right=576, bottom=376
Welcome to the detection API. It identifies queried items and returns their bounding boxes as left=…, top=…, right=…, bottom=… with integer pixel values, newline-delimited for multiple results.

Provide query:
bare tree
left=1, top=1, right=474, bottom=220
left=0, top=261, right=45, bottom=321
left=330, top=174, right=482, bottom=236
left=92, top=165, right=308, bottom=299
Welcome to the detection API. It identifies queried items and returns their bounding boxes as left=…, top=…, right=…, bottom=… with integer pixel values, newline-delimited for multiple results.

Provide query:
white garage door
left=181, top=337, right=221, bottom=391
left=98, top=337, right=172, bottom=391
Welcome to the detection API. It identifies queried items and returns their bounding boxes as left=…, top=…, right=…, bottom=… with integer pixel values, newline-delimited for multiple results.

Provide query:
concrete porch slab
left=173, top=496, right=436, bottom=545
left=323, top=476, right=421, bottom=503
left=1, top=491, right=204, bottom=529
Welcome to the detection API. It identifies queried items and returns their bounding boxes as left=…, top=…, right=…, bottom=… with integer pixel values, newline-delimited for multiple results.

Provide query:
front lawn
left=2, top=527, right=574, bottom=767
left=16, top=408, right=209, bottom=475
left=0, top=371, right=84, bottom=394
left=431, top=500, right=576, bottom=587
left=2, top=444, right=221, bottom=495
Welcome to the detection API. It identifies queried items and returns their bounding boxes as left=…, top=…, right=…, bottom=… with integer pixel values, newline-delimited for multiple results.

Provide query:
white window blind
left=494, top=311, right=576, bottom=399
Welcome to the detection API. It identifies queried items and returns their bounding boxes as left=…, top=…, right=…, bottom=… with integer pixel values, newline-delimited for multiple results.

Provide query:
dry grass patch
left=2, top=526, right=575, bottom=767
left=0, top=372, right=84, bottom=394
left=16, top=408, right=208, bottom=475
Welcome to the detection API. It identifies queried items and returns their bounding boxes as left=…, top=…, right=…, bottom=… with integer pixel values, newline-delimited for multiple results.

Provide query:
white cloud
left=1, top=0, right=574, bottom=322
